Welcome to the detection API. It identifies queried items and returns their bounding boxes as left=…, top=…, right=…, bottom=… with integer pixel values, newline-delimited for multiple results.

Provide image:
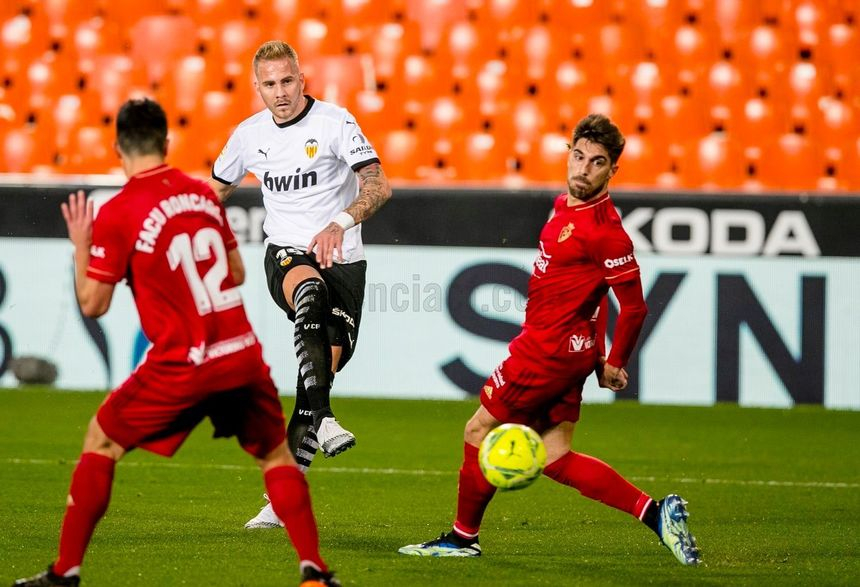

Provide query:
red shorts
left=480, top=353, right=596, bottom=431
left=97, top=344, right=285, bottom=459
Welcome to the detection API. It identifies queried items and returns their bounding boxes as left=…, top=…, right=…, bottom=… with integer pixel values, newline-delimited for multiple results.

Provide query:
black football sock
left=642, top=499, right=661, bottom=536
left=286, top=375, right=318, bottom=471
left=292, top=278, right=333, bottom=429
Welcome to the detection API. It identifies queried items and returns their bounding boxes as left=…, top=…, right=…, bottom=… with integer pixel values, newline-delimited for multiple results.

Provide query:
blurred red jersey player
left=14, top=98, right=341, bottom=587
left=399, top=114, right=701, bottom=567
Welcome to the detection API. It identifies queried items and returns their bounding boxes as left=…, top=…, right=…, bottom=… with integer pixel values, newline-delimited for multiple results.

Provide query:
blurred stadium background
left=1, top=0, right=859, bottom=190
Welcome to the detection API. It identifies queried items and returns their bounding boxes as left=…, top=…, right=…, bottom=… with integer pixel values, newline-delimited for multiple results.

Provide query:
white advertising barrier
left=0, top=238, right=858, bottom=409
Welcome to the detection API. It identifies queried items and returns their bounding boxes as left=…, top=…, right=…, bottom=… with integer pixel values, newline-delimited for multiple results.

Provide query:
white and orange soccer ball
left=478, top=423, right=547, bottom=491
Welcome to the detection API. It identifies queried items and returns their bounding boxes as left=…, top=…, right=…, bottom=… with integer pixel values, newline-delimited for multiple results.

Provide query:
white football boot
left=315, top=417, right=356, bottom=457
left=244, top=494, right=284, bottom=529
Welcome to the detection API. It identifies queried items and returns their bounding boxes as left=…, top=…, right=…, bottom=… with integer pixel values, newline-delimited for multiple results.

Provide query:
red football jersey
left=87, top=164, right=255, bottom=366
left=508, top=193, right=640, bottom=375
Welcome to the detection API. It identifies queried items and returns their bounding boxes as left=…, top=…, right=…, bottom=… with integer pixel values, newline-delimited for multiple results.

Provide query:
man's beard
left=569, top=179, right=605, bottom=200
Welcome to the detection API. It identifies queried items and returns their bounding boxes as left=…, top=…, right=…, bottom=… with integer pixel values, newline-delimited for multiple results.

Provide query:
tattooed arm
left=345, top=162, right=392, bottom=224
left=307, top=162, right=392, bottom=268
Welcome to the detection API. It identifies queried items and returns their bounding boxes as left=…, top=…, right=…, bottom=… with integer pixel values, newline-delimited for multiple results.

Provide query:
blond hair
left=253, top=40, right=300, bottom=72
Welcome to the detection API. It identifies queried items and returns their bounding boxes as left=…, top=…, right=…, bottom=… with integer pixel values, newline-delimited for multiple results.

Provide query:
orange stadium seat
left=740, top=23, right=796, bottom=93
left=72, top=17, right=125, bottom=76
left=675, top=132, right=745, bottom=189
left=303, top=55, right=368, bottom=111
left=671, top=22, right=719, bottom=91
left=616, top=132, right=671, bottom=187
left=98, top=1, right=168, bottom=30
left=452, top=131, right=509, bottom=182
left=378, top=129, right=423, bottom=180
left=85, top=54, right=146, bottom=121
left=130, top=15, right=198, bottom=87
left=405, top=0, right=468, bottom=52
left=755, top=132, right=821, bottom=191
left=59, top=124, right=116, bottom=174
left=705, top=58, right=746, bottom=128
left=527, top=132, right=569, bottom=184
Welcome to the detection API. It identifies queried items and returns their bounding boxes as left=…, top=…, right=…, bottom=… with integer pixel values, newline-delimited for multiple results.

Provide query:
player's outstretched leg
left=657, top=494, right=701, bottom=565
left=13, top=565, right=80, bottom=587
left=292, top=278, right=355, bottom=457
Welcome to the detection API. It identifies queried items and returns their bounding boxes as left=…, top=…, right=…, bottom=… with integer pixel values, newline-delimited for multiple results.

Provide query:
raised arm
left=61, top=191, right=116, bottom=318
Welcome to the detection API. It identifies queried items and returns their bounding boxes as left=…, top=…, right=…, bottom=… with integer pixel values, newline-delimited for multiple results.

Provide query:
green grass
left=1, top=388, right=858, bottom=586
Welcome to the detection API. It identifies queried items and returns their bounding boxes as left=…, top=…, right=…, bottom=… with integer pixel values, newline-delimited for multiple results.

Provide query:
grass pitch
left=1, top=388, right=858, bottom=586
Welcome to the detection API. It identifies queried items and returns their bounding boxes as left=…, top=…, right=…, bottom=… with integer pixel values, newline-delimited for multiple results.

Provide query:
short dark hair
left=572, top=113, right=625, bottom=164
left=116, top=98, right=168, bottom=157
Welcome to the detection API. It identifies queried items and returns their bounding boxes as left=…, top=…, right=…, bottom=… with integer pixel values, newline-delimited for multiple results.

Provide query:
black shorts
left=264, top=244, right=366, bottom=370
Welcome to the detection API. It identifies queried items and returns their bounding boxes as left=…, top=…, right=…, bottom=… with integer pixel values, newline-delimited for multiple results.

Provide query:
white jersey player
left=209, top=40, right=392, bottom=533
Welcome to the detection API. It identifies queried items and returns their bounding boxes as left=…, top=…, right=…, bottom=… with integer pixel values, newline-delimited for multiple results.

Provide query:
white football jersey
left=213, top=96, right=380, bottom=262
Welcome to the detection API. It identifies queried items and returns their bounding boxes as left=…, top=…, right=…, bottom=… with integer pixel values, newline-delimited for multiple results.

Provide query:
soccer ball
left=478, top=423, right=547, bottom=491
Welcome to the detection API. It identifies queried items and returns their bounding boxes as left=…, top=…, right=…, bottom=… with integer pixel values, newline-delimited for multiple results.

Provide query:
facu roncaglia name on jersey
left=135, top=193, right=224, bottom=253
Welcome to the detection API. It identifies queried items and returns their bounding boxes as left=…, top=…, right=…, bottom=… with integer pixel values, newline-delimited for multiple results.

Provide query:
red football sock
left=264, top=465, right=327, bottom=572
left=54, top=452, right=116, bottom=576
left=453, top=443, right=497, bottom=538
left=543, top=451, right=652, bottom=519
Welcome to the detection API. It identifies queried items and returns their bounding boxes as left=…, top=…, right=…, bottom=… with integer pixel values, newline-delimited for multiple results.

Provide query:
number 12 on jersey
left=167, top=228, right=242, bottom=316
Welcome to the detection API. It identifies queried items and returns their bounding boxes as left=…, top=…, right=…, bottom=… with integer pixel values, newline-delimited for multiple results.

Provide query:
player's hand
left=598, top=362, right=628, bottom=392
left=61, top=190, right=94, bottom=250
left=307, top=222, right=344, bottom=269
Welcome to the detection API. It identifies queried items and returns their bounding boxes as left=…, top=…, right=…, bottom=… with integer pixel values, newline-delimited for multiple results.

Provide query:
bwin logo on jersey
left=264, top=169, right=318, bottom=192
left=305, top=138, right=319, bottom=158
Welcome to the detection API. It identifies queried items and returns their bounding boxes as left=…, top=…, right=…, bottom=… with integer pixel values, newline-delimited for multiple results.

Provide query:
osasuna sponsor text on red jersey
left=87, top=165, right=255, bottom=366
left=509, top=193, right=639, bottom=374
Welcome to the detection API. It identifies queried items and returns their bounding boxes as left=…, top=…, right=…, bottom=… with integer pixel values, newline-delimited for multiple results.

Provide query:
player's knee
left=463, top=417, right=492, bottom=446
left=293, top=278, right=329, bottom=315
left=82, top=416, right=123, bottom=460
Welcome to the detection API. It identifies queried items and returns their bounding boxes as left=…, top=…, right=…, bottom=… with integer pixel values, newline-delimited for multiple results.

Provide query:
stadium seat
left=439, top=21, right=495, bottom=83
left=100, top=1, right=168, bottom=30
left=671, top=23, right=717, bottom=90
left=378, top=128, right=423, bottom=180
left=737, top=96, right=782, bottom=160
left=452, top=131, right=509, bottom=181
left=2, top=127, right=39, bottom=172
left=60, top=124, right=116, bottom=174
left=302, top=55, right=368, bottom=111
left=740, top=23, right=796, bottom=93
left=679, top=131, right=746, bottom=189
left=471, top=0, right=541, bottom=30
left=360, top=22, right=421, bottom=85
left=705, top=58, right=746, bottom=128
left=130, top=15, right=199, bottom=87
left=616, top=132, right=671, bottom=187
left=527, top=132, right=569, bottom=184
left=85, top=54, right=145, bottom=121
left=826, top=22, right=859, bottom=93
left=73, top=17, right=125, bottom=76
left=599, top=21, right=643, bottom=90
left=755, top=132, right=821, bottom=191
left=405, top=0, right=468, bottom=52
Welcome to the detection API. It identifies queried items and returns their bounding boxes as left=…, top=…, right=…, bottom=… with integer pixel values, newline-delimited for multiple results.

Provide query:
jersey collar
left=129, top=163, right=170, bottom=180
left=566, top=192, right=611, bottom=210
left=273, top=95, right=315, bottom=128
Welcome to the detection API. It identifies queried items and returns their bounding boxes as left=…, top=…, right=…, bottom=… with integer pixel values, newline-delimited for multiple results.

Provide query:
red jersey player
left=14, top=99, right=341, bottom=587
left=399, top=114, right=701, bottom=566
